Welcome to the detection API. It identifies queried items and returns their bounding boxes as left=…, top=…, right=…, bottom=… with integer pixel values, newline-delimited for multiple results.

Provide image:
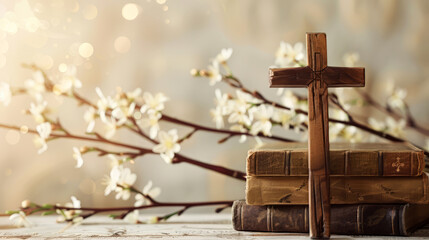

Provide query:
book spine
left=232, top=200, right=408, bottom=236
left=245, top=175, right=428, bottom=205
left=246, top=149, right=424, bottom=176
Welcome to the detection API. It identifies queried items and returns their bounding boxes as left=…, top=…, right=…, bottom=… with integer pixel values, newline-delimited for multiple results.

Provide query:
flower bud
left=21, top=199, right=31, bottom=208
left=190, top=68, right=198, bottom=76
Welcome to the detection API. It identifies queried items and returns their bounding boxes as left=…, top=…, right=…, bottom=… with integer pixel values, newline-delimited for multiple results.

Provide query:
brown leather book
left=247, top=142, right=424, bottom=176
left=246, top=174, right=429, bottom=205
left=232, top=200, right=429, bottom=236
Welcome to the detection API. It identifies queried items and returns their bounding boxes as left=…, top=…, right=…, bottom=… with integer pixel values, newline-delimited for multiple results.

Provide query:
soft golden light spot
left=162, top=5, right=168, bottom=11
left=5, top=168, right=12, bottom=176
left=5, top=130, right=20, bottom=145
left=78, top=42, right=94, bottom=58
left=58, top=63, right=68, bottom=72
left=20, top=125, right=29, bottom=134
left=82, top=4, right=98, bottom=20
left=79, top=178, right=96, bottom=195
left=156, top=0, right=166, bottom=4
left=122, top=3, right=139, bottom=21
left=165, top=18, right=170, bottom=24
left=133, top=111, right=142, bottom=120
left=114, top=36, right=131, bottom=53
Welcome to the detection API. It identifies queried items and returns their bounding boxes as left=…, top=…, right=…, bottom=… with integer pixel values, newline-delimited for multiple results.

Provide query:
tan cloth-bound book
left=247, top=142, right=424, bottom=176
left=246, top=174, right=429, bottom=205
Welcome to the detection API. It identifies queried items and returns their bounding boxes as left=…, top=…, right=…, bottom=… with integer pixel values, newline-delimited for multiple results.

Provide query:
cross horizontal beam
left=269, top=66, right=365, bottom=88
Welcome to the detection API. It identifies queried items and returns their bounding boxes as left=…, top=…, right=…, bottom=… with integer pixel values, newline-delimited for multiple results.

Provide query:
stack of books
left=232, top=142, right=429, bottom=236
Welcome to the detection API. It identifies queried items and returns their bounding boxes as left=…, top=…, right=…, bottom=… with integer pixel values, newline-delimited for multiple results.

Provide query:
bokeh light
left=122, top=3, right=139, bottom=21
left=78, top=42, right=94, bottom=58
left=114, top=36, right=131, bottom=53
left=58, top=63, right=68, bottom=73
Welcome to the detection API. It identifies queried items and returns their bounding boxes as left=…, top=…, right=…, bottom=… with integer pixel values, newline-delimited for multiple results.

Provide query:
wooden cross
left=269, top=33, right=365, bottom=238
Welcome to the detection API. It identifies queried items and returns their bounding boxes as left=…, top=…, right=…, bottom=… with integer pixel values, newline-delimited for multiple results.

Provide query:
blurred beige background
left=0, top=0, right=428, bottom=212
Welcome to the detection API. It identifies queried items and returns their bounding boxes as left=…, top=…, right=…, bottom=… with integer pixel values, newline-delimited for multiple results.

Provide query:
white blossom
left=210, top=106, right=224, bottom=129
left=73, top=147, right=84, bottom=168
left=111, top=102, right=135, bottom=126
left=275, top=42, right=305, bottom=67
left=104, top=165, right=122, bottom=196
left=214, top=89, right=230, bottom=115
left=104, top=165, right=137, bottom=200
left=29, top=101, right=48, bottom=124
left=108, top=154, right=127, bottom=167
left=342, top=126, right=363, bottom=143
left=53, top=65, right=82, bottom=95
left=227, top=90, right=260, bottom=126
left=387, top=87, right=407, bottom=112
left=0, top=82, right=12, bottom=106
left=230, top=124, right=247, bottom=143
left=83, top=107, right=97, bottom=133
left=140, top=92, right=169, bottom=113
left=272, top=108, right=295, bottom=129
left=140, top=110, right=161, bottom=139
left=56, top=196, right=82, bottom=222
left=115, top=166, right=137, bottom=200
left=101, top=117, right=117, bottom=139
left=135, top=181, right=161, bottom=207
left=386, top=117, right=406, bottom=137
left=147, top=216, right=159, bottom=224
left=343, top=52, right=360, bottom=67
left=126, top=88, right=142, bottom=101
left=368, top=117, right=385, bottom=131
left=95, top=87, right=117, bottom=120
left=215, top=48, right=233, bottom=64
left=152, top=129, right=181, bottom=164
left=9, top=211, right=32, bottom=228
left=250, top=105, right=274, bottom=136
left=369, top=117, right=406, bottom=138
left=24, top=70, right=45, bottom=102
left=280, top=90, right=299, bottom=110
left=35, top=122, right=51, bottom=154
left=207, top=61, right=222, bottom=86
left=124, top=210, right=140, bottom=224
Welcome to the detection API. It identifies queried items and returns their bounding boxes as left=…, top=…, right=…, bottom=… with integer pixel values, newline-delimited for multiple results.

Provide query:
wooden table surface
left=1, top=214, right=429, bottom=239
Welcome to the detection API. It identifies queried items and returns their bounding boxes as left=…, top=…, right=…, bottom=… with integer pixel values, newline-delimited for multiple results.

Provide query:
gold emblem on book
left=392, top=157, right=405, bottom=172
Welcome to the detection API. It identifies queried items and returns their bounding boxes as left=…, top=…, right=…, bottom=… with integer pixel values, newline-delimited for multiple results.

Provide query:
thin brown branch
left=0, top=123, right=246, bottom=181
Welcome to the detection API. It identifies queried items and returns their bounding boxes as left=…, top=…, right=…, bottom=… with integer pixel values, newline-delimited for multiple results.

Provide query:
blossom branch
left=0, top=123, right=246, bottom=180
left=161, top=114, right=293, bottom=143
left=355, top=89, right=429, bottom=136
left=16, top=199, right=234, bottom=222
left=220, top=75, right=429, bottom=157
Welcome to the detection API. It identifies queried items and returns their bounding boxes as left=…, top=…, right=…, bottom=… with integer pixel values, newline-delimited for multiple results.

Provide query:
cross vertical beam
left=269, top=32, right=365, bottom=238
left=306, top=33, right=330, bottom=239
